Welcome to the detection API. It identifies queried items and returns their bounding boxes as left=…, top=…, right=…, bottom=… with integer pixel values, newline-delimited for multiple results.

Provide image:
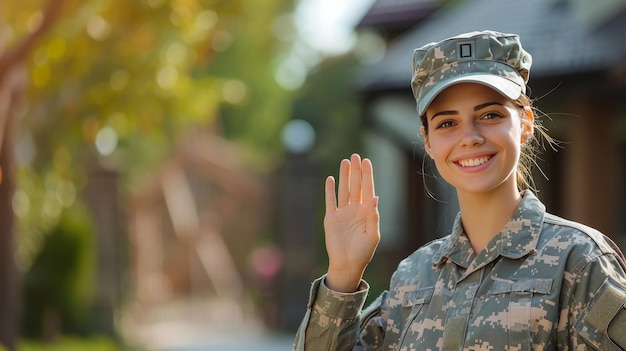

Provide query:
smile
left=457, top=156, right=492, bottom=167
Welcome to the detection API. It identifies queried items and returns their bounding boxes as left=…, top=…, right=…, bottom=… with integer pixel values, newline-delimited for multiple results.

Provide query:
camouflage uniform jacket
left=293, top=191, right=626, bottom=350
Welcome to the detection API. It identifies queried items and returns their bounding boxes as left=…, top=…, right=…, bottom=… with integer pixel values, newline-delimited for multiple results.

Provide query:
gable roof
left=357, top=0, right=438, bottom=28
left=360, top=0, right=626, bottom=91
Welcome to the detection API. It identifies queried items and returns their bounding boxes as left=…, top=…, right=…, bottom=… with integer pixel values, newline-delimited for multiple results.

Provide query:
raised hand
left=324, top=154, right=380, bottom=292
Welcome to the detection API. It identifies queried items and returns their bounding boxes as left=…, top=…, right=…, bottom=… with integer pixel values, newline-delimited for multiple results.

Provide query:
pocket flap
left=403, top=287, right=434, bottom=307
left=489, top=278, right=553, bottom=295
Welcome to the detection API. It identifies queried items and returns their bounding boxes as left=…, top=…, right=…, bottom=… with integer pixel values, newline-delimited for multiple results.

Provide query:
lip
left=452, top=153, right=496, bottom=173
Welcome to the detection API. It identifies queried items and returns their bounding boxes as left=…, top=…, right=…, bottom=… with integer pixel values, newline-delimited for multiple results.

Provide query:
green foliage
left=4, top=0, right=299, bottom=340
left=21, top=204, right=95, bottom=338
left=16, top=0, right=237, bottom=179
left=2, top=0, right=295, bottom=269
left=205, top=2, right=295, bottom=170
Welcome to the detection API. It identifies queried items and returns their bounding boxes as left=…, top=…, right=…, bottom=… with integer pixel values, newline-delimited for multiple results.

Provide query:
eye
left=481, top=112, right=502, bottom=120
left=436, top=120, right=456, bottom=129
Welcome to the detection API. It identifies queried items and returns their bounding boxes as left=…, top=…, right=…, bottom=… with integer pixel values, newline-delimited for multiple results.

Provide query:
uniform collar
left=432, top=190, right=546, bottom=269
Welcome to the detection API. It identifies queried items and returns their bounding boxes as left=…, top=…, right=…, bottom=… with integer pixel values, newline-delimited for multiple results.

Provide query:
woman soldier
left=293, top=30, right=626, bottom=350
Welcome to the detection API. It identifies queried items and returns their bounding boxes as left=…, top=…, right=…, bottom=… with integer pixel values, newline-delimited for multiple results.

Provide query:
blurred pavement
left=163, top=332, right=294, bottom=351
left=130, top=318, right=294, bottom=351
left=123, top=298, right=295, bottom=351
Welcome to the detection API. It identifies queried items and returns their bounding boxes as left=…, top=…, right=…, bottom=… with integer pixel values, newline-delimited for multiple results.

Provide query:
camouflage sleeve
left=293, top=275, right=377, bottom=351
left=562, top=253, right=626, bottom=350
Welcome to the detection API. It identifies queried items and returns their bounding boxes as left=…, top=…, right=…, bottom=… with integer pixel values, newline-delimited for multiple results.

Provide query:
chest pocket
left=403, top=286, right=435, bottom=307
left=389, top=286, right=435, bottom=348
left=483, top=278, right=553, bottom=351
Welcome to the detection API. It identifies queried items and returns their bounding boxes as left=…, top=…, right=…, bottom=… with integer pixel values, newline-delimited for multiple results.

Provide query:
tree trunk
left=0, top=66, right=24, bottom=351
left=0, top=3, right=64, bottom=348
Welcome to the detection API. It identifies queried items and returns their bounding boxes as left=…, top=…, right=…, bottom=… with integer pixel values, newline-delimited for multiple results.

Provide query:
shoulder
left=538, top=213, right=626, bottom=301
left=533, top=214, right=626, bottom=349
left=399, top=236, right=449, bottom=267
left=540, top=213, right=626, bottom=268
left=390, top=236, right=450, bottom=282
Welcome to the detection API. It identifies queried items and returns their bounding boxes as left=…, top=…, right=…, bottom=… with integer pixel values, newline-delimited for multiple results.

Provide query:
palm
left=324, top=202, right=378, bottom=269
left=323, top=154, right=380, bottom=291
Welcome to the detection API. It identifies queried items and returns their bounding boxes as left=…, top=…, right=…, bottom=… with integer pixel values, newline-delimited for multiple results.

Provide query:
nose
left=459, top=123, right=484, bottom=147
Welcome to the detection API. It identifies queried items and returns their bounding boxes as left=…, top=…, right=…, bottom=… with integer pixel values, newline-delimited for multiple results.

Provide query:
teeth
left=459, top=156, right=490, bottom=167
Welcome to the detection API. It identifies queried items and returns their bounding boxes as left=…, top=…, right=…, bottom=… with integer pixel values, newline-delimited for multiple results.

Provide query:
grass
left=17, top=336, right=143, bottom=351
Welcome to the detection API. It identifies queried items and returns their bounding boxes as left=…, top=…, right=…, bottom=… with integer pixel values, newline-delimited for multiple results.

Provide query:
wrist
left=325, top=268, right=364, bottom=293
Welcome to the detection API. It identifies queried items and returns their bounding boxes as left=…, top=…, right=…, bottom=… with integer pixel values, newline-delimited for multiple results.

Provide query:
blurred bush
left=20, top=203, right=95, bottom=340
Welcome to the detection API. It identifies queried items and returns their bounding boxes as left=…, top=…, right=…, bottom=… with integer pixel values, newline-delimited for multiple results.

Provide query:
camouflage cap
left=411, top=30, right=532, bottom=117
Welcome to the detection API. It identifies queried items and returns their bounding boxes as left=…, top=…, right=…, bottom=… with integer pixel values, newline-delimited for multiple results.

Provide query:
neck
left=457, top=186, right=523, bottom=254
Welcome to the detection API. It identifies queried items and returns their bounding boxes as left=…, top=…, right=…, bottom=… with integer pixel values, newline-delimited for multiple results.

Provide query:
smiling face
left=421, top=83, right=532, bottom=197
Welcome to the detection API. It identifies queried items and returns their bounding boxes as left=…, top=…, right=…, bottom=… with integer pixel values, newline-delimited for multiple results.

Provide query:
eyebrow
left=474, top=101, right=504, bottom=111
left=430, top=101, right=504, bottom=121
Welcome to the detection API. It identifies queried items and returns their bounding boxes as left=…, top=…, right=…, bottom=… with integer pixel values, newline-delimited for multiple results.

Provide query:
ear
left=420, top=126, right=433, bottom=158
left=521, top=106, right=534, bottom=143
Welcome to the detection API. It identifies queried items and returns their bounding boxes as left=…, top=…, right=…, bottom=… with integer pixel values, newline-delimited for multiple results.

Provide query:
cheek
left=504, top=130, right=524, bottom=161
left=425, top=138, right=449, bottom=163
left=502, top=118, right=524, bottom=144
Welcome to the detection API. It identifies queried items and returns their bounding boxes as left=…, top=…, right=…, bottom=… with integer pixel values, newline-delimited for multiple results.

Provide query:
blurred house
left=355, top=0, right=626, bottom=277
left=124, top=127, right=270, bottom=339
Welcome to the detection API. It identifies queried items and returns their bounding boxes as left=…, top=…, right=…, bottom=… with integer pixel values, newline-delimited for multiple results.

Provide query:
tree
left=2, top=0, right=295, bottom=344
left=0, top=1, right=65, bottom=348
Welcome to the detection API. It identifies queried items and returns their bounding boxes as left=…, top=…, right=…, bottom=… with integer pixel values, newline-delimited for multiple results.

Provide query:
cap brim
left=417, top=75, right=523, bottom=117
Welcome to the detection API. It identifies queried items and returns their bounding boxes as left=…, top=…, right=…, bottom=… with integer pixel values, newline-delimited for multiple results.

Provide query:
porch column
left=562, top=96, right=617, bottom=238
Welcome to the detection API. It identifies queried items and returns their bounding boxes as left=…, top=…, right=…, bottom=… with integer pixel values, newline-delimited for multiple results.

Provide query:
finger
left=367, top=196, right=381, bottom=241
left=324, top=176, right=337, bottom=215
left=362, top=158, right=375, bottom=200
left=337, top=159, right=350, bottom=207
left=349, top=154, right=362, bottom=204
